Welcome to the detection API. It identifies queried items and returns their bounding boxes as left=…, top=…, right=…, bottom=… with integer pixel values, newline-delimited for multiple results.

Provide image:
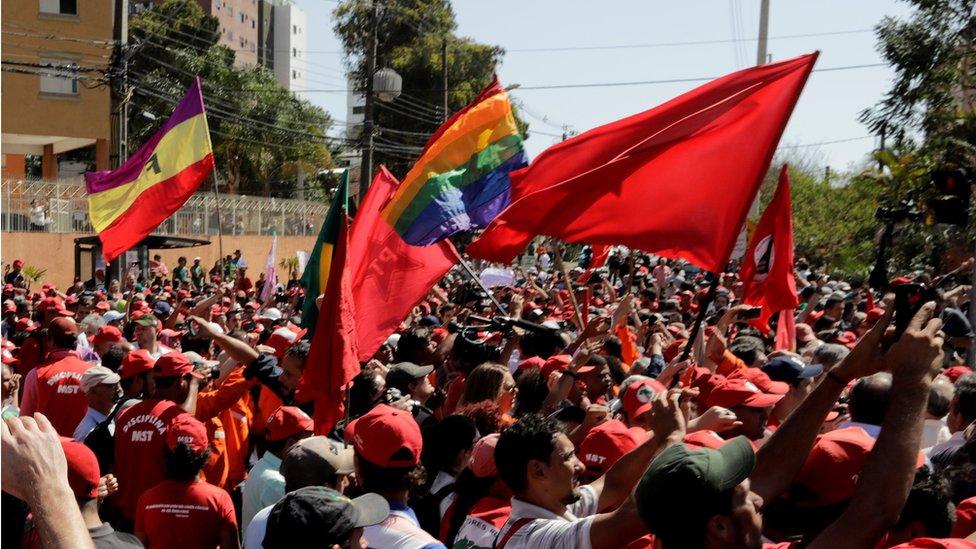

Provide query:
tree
left=127, top=0, right=337, bottom=196
left=332, top=0, right=528, bottom=178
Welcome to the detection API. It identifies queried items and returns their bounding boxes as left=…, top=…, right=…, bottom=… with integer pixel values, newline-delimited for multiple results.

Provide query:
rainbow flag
left=381, top=75, right=528, bottom=245
left=85, top=77, right=214, bottom=262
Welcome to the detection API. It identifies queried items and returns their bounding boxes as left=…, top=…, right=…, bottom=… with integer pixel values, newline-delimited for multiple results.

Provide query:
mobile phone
left=739, top=306, right=763, bottom=320
left=893, top=283, right=935, bottom=339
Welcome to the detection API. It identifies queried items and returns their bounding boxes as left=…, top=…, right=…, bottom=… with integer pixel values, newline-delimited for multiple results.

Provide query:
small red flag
left=349, top=166, right=460, bottom=360
left=775, top=309, right=796, bottom=352
left=468, top=53, right=817, bottom=271
left=740, top=165, right=799, bottom=331
left=302, top=205, right=360, bottom=435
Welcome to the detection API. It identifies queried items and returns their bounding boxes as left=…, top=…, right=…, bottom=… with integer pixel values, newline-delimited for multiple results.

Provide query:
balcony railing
left=1, top=178, right=329, bottom=237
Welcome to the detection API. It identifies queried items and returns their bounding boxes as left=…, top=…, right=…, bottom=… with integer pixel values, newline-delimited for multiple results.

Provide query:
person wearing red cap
left=19, top=317, right=91, bottom=437
left=114, top=352, right=203, bottom=523
left=91, top=325, right=125, bottom=358
left=135, top=414, right=239, bottom=549
left=241, top=405, right=313, bottom=530
left=347, top=404, right=446, bottom=549
left=441, top=433, right=515, bottom=548
left=118, top=348, right=156, bottom=402
left=51, top=439, right=142, bottom=549
left=578, top=419, right=649, bottom=481
left=706, top=377, right=785, bottom=442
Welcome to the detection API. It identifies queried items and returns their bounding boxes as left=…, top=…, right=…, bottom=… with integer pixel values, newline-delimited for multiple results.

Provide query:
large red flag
left=349, top=166, right=460, bottom=360
left=302, top=186, right=360, bottom=435
left=739, top=164, right=799, bottom=332
left=468, top=53, right=817, bottom=272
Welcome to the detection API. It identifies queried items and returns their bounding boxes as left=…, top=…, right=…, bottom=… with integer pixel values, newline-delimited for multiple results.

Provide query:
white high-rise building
left=270, top=2, right=306, bottom=93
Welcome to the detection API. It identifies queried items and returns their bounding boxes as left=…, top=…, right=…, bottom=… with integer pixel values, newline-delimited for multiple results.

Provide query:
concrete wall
left=272, top=3, right=305, bottom=92
left=1, top=232, right=317, bottom=288
left=207, top=0, right=259, bottom=67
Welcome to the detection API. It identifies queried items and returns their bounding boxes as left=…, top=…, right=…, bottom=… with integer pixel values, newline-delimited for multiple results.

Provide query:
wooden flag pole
left=678, top=273, right=719, bottom=364
left=553, top=243, right=585, bottom=330
left=457, top=257, right=508, bottom=315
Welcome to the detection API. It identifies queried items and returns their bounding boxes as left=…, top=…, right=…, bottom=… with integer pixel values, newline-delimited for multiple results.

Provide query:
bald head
left=927, top=378, right=954, bottom=419
left=849, top=372, right=892, bottom=426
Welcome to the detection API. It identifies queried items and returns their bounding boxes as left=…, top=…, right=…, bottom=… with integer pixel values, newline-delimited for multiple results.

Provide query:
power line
left=778, top=135, right=873, bottom=149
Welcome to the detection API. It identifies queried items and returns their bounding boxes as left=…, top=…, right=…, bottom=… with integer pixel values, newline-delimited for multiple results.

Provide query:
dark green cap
left=635, top=436, right=755, bottom=540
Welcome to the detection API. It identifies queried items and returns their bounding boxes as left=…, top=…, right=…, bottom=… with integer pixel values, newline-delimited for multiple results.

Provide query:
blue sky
left=292, top=0, right=913, bottom=171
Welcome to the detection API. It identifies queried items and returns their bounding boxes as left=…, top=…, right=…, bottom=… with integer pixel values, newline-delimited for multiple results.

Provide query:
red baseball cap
left=727, top=368, right=789, bottom=395
left=706, top=378, right=785, bottom=409
left=92, top=325, right=123, bottom=346
left=15, top=317, right=37, bottom=332
left=469, top=433, right=501, bottom=478
left=49, top=317, right=79, bottom=339
left=943, top=365, right=974, bottom=383
left=94, top=301, right=110, bottom=312
left=265, top=327, right=304, bottom=359
left=689, top=367, right=725, bottom=406
left=622, top=378, right=667, bottom=419
left=683, top=430, right=727, bottom=450
left=60, top=438, right=100, bottom=499
left=888, top=539, right=976, bottom=548
left=541, top=355, right=572, bottom=379
left=517, top=356, right=546, bottom=372
left=65, top=294, right=79, bottom=306
left=579, top=419, right=649, bottom=479
left=346, top=404, right=422, bottom=468
left=39, top=297, right=73, bottom=317
left=866, top=308, right=886, bottom=323
left=119, top=349, right=156, bottom=379
left=166, top=414, right=209, bottom=453
left=265, top=406, right=314, bottom=442
left=153, top=352, right=205, bottom=379
left=793, top=426, right=925, bottom=506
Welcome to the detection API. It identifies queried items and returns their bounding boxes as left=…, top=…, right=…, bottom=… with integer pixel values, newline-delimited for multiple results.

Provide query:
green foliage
left=21, top=265, right=47, bottom=284
left=332, top=0, right=527, bottom=177
left=127, top=0, right=336, bottom=196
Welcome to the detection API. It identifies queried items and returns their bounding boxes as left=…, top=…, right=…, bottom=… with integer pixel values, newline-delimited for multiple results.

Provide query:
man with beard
left=492, top=391, right=685, bottom=549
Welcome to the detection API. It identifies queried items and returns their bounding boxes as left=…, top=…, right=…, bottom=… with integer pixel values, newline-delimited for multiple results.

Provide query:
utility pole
left=756, top=0, right=770, bottom=66
left=441, top=36, right=448, bottom=122
left=358, top=0, right=378, bottom=203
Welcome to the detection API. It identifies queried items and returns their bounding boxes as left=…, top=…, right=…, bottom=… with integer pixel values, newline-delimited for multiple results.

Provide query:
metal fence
left=1, top=178, right=330, bottom=237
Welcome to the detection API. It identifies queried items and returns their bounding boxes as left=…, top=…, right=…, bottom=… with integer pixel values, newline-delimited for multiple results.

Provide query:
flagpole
left=678, top=273, right=719, bottom=364
left=457, top=257, right=507, bottom=315
left=553, top=243, right=585, bottom=330
left=211, top=171, right=226, bottom=279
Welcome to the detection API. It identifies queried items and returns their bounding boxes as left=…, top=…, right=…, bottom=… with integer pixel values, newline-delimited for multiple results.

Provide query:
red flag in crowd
left=739, top=165, right=799, bottom=332
left=467, top=53, right=818, bottom=272
left=775, top=309, right=796, bottom=352
left=302, top=188, right=360, bottom=435
left=349, top=166, right=461, bottom=360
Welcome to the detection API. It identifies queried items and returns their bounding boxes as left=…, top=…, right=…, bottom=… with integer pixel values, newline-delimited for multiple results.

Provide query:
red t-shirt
left=32, top=352, right=90, bottom=436
left=136, top=479, right=236, bottom=549
left=953, top=496, right=976, bottom=538
left=114, top=399, right=185, bottom=519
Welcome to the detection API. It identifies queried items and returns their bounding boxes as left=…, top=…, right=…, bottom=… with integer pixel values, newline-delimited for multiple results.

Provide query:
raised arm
left=751, top=305, right=894, bottom=502
left=809, top=302, right=943, bottom=548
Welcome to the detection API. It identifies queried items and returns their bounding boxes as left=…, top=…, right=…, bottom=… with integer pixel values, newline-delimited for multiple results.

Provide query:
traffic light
left=927, top=169, right=971, bottom=226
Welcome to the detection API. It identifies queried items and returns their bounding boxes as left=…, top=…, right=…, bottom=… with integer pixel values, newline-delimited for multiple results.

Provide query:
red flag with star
left=740, top=164, right=799, bottom=332
left=349, top=166, right=460, bottom=360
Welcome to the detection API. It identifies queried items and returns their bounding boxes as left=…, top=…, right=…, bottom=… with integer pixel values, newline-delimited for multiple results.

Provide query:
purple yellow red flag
left=85, top=77, right=214, bottom=262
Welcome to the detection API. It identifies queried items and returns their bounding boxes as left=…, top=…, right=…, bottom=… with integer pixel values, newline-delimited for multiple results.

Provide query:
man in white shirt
left=492, top=392, right=685, bottom=549
left=73, top=366, right=121, bottom=441
left=243, top=436, right=354, bottom=549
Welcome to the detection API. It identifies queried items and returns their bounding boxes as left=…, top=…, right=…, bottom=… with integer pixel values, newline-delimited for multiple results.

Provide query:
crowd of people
left=3, top=244, right=976, bottom=549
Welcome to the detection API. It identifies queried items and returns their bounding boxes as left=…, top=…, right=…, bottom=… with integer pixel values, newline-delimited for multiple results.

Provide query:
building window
left=227, top=6, right=233, bottom=16
left=251, top=20, right=255, bottom=29
left=39, top=0, right=77, bottom=15
left=292, top=70, right=297, bottom=79
left=215, top=0, right=221, bottom=9
left=39, top=59, right=78, bottom=95
left=293, top=24, right=297, bottom=34
left=353, top=106, right=365, bottom=115
left=292, top=47, right=297, bottom=58
left=240, top=12, right=245, bottom=23
left=227, top=30, right=233, bottom=40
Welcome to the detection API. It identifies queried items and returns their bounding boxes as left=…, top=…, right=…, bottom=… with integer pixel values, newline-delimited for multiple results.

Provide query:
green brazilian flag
left=301, top=170, right=349, bottom=336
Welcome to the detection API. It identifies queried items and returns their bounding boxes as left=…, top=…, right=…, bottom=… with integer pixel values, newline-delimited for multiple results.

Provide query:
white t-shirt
left=494, top=485, right=599, bottom=549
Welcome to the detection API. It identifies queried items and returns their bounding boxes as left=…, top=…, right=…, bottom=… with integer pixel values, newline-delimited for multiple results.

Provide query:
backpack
left=411, top=480, right=455, bottom=536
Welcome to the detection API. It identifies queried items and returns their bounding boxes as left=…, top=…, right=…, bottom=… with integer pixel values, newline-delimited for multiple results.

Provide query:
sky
left=291, top=0, right=914, bottom=172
